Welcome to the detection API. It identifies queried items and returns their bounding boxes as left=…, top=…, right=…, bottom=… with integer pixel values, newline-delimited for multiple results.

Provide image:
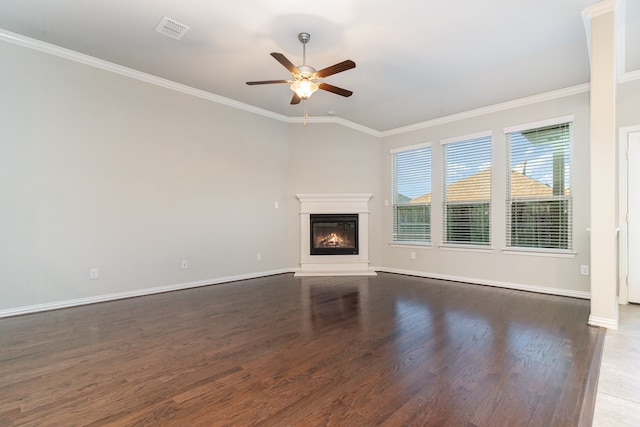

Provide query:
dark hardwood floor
left=0, top=273, right=603, bottom=426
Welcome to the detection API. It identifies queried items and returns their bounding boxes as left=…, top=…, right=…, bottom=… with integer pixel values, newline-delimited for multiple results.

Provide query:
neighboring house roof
left=408, top=169, right=556, bottom=203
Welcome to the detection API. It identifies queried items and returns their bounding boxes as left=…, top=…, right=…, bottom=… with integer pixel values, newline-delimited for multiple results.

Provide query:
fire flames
left=318, top=232, right=344, bottom=247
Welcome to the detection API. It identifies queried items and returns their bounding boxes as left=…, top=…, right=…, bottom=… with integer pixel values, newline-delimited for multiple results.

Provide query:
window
left=391, top=144, right=431, bottom=243
left=506, top=120, right=572, bottom=251
left=442, top=132, right=492, bottom=245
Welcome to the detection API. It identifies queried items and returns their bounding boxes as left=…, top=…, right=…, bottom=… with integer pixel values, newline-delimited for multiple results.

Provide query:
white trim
left=376, top=268, right=591, bottom=299
left=620, top=69, right=640, bottom=84
left=502, top=248, right=577, bottom=258
left=439, top=245, right=494, bottom=253
left=0, top=269, right=292, bottom=319
left=615, top=0, right=626, bottom=80
left=382, top=84, right=589, bottom=137
left=618, top=125, right=640, bottom=304
left=0, top=29, right=292, bottom=123
left=582, top=0, right=617, bottom=21
left=287, top=116, right=382, bottom=137
left=295, top=194, right=374, bottom=276
left=389, top=242, right=432, bottom=249
left=588, top=315, right=619, bottom=329
left=295, top=193, right=374, bottom=208
left=582, top=7, right=592, bottom=62
left=440, top=130, right=493, bottom=146
left=390, top=141, right=431, bottom=154
left=582, top=0, right=624, bottom=74
left=0, top=28, right=595, bottom=138
left=0, top=28, right=383, bottom=137
left=503, top=115, right=575, bottom=134
left=295, top=268, right=377, bottom=277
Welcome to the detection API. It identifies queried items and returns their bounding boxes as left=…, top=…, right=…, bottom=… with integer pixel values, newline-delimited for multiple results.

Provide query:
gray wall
left=380, top=93, right=592, bottom=296
left=286, top=124, right=382, bottom=268
left=0, top=41, right=292, bottom=311
left=2, top=34, right=640, bottom=314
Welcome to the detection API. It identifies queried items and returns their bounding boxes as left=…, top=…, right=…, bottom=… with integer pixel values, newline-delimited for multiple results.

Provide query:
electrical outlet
left=580, top=265, right=589, bottom=276
left=410, top=251, right=416, bottom=260
left=257, top=253, right=262, bottom=261
left=274, top=201, right=279, bottom=209
left=181, top=259, right=188, bottom=269
left=89, top=268, right=99, bottom=280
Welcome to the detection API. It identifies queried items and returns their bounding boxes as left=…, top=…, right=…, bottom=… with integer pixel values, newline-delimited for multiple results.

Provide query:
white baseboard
left=588, top=315, right=619, bottom=330
left=0, top=269, right=292, bottom=318
left=376, top=267, right=592, bottom=300
left=1, top=267, right=593, bottom=318
left=294, top=267, right=378, bottom=277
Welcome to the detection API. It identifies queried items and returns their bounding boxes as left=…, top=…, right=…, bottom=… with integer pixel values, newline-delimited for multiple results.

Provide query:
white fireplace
left=295, top=194, right=376, bottom=276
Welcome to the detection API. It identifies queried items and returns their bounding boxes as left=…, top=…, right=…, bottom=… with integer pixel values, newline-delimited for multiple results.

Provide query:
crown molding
left=0, top=28, right=607, bottom=139
left=286, top=116, right=382, bottom=137
left=620, top=69, right=640, bottom=84
left=582, top=0, right=626, bottom=80
left=381, top=83, right=590, bottom=137
left=0, top=28, right=386, bottom=136
left=0, top=29, right=290, bottom=121
left=582, top=0, right=617, bottom=20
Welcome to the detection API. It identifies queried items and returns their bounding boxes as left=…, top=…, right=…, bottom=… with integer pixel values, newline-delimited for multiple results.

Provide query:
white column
left=584, top=0, right=619, bottom=329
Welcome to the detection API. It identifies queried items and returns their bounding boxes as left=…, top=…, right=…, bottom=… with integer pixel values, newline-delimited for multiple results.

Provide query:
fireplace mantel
left=295, top=194, right=376, bottom=276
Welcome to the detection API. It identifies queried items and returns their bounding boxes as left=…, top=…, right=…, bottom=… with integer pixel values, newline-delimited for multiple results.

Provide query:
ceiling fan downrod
left=298, top=32, right=310, bottom=66
left=245, top=30, right=355, bottom=126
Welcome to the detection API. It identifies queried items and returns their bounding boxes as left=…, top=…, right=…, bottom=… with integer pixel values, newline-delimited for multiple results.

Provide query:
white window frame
left=440, top=131, right=493, bottom=248
left=391, top=142, right=432, bottom=244
left=503, top=115, right=574, bottom=254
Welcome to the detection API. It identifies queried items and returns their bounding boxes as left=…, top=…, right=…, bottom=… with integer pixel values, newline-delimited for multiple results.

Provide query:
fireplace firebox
left=310, top=214, right=359, bottom=255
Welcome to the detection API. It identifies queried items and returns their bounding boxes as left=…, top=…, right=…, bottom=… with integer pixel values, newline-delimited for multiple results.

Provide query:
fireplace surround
left=295, top=194, right=375, bottom=276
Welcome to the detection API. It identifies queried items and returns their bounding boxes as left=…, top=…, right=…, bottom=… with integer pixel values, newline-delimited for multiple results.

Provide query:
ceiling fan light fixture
left=290, top=79, right=319, bottom=100
left=246, top=31, right=355, bottom=116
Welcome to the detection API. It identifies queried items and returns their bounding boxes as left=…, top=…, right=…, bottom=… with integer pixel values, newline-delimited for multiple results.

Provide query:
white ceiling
left=0, top=0, right=638, bottom=132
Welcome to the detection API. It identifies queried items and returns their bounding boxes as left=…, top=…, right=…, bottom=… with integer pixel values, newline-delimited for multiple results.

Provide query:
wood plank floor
left=0, top=273, right=603, bottom=426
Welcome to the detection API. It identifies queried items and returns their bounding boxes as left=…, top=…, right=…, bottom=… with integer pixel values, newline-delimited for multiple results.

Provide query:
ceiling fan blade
left=246, top=80, right=289, bottom=85
left=271, top=53, right=300, bottom=74
left=290, top=93, right=301, bottom=105
left=316, top=60, right=356, bottom=78
left=318, top=83, right=353, bottom=97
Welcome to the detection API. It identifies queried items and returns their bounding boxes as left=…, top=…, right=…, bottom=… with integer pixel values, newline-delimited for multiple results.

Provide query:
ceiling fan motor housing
left=245, top=31, right=355, bottom=105
left=295, top=65, right=317, bottom=80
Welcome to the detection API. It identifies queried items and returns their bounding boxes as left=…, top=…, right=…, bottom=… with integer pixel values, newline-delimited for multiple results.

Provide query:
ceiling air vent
left=155, top=17, right=190, bottom=40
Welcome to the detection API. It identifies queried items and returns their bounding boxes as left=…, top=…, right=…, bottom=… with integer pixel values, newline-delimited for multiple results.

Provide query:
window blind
left=391, top=145, right=431, bottom=242
left=506, top=122, right=572, bottom=250
left=442, top=134, right=492, bottom=245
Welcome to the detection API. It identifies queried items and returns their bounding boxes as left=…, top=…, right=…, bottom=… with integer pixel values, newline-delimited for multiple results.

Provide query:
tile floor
left=592, top=303, right=640, bottom=426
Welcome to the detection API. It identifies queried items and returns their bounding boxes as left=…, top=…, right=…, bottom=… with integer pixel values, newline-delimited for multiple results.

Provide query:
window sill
left=389, top=242, right=432, bottom=249
left=502, top=248, right=577, bottom=258
left=439, top=244, right=494, bottom=253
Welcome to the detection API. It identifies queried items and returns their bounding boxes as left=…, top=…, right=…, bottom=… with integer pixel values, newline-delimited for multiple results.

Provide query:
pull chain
left=304, top=100, right=308, bottom=126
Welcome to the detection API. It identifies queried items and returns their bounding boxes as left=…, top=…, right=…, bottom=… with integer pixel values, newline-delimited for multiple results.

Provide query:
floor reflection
left=300, top=276, right=371, bottom=335
left=390, top=286, right=589, bottom=422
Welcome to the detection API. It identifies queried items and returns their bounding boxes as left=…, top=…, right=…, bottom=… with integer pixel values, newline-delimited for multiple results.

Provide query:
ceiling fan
left=246, top=32, right=356, bottom=105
